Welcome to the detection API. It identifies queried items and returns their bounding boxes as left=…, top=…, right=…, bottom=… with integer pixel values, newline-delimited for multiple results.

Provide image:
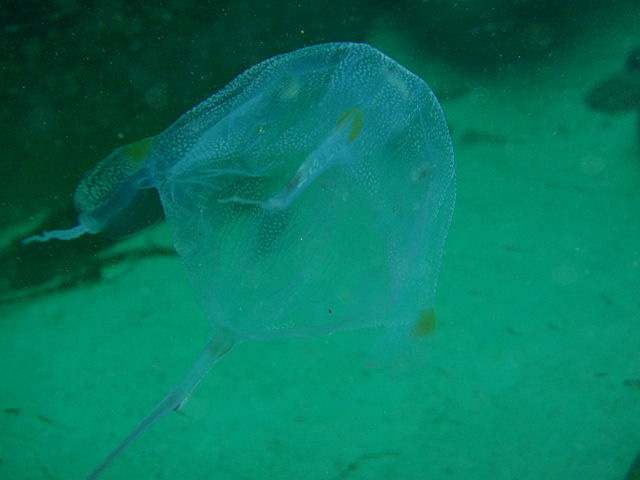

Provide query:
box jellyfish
left=24, top=43, right=455, bottom=478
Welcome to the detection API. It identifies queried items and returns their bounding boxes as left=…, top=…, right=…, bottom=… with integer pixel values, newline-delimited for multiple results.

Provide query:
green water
left=1, top=2, right=639, bottom=479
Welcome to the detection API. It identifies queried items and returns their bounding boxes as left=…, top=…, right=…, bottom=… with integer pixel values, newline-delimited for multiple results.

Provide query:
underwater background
left=1, top=1, right=639, bottom=479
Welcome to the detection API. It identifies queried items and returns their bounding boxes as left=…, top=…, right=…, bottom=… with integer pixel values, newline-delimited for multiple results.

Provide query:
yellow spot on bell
left=123, top=137, right=153, bottom=167
left=412, top=309, right=437, bottom=337
left=336, top=107, right=364, bottom=143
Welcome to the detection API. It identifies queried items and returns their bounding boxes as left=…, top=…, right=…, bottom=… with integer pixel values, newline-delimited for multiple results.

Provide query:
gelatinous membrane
left=158, top=43, right=455, bottom=342
left=25, top=43, right=455, bottom=479
left=22, top=137, right=154, bottom=244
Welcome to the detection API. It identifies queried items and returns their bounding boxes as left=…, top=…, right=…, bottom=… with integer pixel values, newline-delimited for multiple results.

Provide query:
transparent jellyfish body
left=24, top=43, right=455, bottom=478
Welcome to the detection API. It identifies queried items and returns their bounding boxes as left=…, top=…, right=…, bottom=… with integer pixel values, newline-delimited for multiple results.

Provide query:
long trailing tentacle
left=86, top=331, right=234, bottom=480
